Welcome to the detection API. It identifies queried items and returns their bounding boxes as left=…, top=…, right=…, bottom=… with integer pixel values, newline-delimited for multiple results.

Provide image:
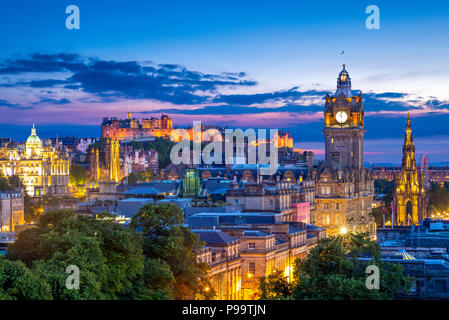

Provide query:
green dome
left=26, top=124, right=41, bottom=147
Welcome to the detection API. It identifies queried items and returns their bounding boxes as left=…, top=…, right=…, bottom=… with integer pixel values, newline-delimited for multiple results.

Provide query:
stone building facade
left=0, top=191, right=24, bottom=232
left=195, top=229, right=242, bottom=300
left=226, top=180, right=292, bottom=215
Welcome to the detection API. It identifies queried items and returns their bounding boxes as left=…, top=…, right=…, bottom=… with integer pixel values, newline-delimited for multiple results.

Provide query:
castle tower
left=393, top=113, right=427, bottom=225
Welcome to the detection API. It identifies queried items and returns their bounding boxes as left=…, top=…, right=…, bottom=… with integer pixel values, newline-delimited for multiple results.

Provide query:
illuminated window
left=248, top=262, right=256, bottom=274
left=248, top=243, right=256, bottom=250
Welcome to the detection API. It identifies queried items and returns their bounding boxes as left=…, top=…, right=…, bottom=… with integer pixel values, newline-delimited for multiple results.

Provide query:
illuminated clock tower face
left=335, top=111, right=348, bottom=124
left=340, top=73, right=347, bottom=82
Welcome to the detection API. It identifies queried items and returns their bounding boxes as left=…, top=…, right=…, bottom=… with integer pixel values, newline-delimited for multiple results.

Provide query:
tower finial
left=406, top=111, right=412, bottom=128
left=343, top=64, right=346, bottom=70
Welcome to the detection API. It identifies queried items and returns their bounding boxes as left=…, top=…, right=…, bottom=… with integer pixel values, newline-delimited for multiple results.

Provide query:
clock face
left=340, top=73, right=347, bottom=82
left=336, top=111, right=348, bottom=124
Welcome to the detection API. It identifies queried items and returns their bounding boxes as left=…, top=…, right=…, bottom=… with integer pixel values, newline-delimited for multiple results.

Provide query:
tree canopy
left=0, top=173, right=21, bottom=192
left=127, top=137, right=175, bottom=169
left=127, top=166, right=153, bottom=184
left=371, top=179, right=395, bottom=226
left=7, top=210, right=146, bottom=299
left=259, top=233, right=413, bottom=300
left=69, top=164, right=88, bottom=186
left=3, top=203, right=213, bottom=300
left=130, top=203, right=213, bottom=299
left=428, top=182, right=449, bottom=215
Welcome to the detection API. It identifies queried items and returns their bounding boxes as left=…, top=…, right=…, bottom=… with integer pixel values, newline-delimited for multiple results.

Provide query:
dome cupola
left=25, top=124, right=42, bottom=157
left=335, top=64, right=352, bottom=98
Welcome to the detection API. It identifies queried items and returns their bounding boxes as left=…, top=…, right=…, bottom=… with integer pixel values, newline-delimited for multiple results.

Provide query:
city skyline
left=2, top=1, right=449, bottom=162
left=2, top=1, right=449, bottom=304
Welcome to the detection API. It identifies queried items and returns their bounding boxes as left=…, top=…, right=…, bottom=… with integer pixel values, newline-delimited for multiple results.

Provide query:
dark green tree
left=69, top=164, right=88, bottom=186
left=0, top=256, right=52, bottom=300
left=127, top=137, right=175, bottom=169
left=259, top=233, right=412, bottom=300
left=428, top=182, right=449, bottom=215
left=7, top=210, right=145, bottom=299
left=127, top=167, right=154, bottom=184
left=131, top=203, right=212, bottom=299
left=259, top=269, right=293, bottom=300
left=0, top=173, right=20, bottom=191
left=371, top=179, right=395, bottom=225
left=293, top=233, right=412, bottom=300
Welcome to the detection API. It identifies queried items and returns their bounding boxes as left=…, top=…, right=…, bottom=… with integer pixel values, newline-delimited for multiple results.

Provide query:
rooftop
left=192, top=229, right=238, bottom=244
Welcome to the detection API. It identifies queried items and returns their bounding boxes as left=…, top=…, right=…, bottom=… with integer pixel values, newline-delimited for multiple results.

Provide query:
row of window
left=323, top=202, right=340, bottom=210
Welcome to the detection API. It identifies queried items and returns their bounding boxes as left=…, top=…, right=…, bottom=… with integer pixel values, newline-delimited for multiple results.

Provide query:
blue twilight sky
left=1, top=0, right=449, bottom=164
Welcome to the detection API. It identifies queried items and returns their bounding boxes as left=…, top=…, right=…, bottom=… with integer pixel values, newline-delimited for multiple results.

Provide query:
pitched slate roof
left=124, top=186, right=162, bottom=195
left=192, top=229, right=237, bottom=244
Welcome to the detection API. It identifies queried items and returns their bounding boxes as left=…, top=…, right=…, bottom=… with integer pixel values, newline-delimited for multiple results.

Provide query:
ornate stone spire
left=394, top=112, right=426, bottom=225
left=404, top=112, right=414, bottom=149
left=406, top=111, right=412, bottom=129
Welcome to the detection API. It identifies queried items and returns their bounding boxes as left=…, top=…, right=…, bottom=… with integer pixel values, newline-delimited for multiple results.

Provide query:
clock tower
left=314, top=65, right=375, bottom=237
left=324, top=64, right=364, bottom=170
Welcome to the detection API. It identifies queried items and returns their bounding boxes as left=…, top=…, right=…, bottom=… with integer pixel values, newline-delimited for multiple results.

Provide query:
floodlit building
left=195, top=229, right=242, bottom=300
left=101, top=113, right=173, bottom=140
left=0, top=125, right=70, bottom=197
left=189, top=210, right=325, bottom=299
left=0, top=191, right=24, bottom=232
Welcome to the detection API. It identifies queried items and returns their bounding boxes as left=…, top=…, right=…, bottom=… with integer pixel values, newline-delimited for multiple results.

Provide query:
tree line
left=1, top=203, right=213, bottom=300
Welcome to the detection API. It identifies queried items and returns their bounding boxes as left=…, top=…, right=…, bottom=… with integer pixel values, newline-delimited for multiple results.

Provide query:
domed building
left=0, top=124, right=70, bottom=197
left=25, top=124, right=42, bottom=157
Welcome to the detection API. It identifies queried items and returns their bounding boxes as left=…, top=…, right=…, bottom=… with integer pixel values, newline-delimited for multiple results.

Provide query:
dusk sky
left=1, top=0, right=449, bottom=164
